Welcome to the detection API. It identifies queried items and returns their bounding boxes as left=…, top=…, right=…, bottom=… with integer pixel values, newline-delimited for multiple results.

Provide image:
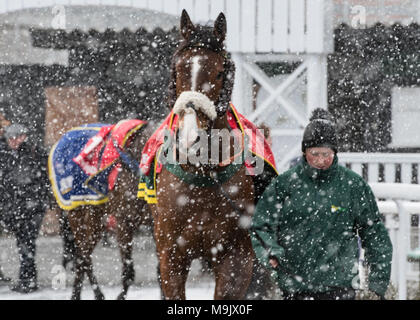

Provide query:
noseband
left=173, top=43, right=232, bottom=117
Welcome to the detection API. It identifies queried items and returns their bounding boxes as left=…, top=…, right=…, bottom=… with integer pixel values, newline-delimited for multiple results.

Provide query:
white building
left=0, top=1, right=419, bottom=299
left=0, top=0, right=418, bottom=169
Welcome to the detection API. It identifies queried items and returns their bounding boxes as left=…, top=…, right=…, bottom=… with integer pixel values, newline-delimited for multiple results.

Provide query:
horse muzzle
left=173, top=91, right=217, bottom=121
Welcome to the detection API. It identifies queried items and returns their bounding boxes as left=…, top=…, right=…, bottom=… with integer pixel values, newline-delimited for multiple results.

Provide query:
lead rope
left=112, top=137, right=141, bottom=177
left=217, top=129, right=245, bottom=167
left=211, top=173, right=246, bottom=219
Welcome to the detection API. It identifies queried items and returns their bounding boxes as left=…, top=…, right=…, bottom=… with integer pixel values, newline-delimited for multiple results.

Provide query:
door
left=43, top=86, right=99, bottom=235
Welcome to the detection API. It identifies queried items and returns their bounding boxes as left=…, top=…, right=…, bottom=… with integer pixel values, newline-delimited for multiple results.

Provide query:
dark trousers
left=12, top=210, right=44, bottom=286
left=283, top=288, right=356, bottom=300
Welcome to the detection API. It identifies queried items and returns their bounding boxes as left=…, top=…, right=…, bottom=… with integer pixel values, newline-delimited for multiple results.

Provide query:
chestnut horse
left=49, top=122, right=156, bottom=300
left=149, top=10, right=272, bottom=300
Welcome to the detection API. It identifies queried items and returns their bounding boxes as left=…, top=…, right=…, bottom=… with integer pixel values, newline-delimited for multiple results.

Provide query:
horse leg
left=70, top=251, right=85, bottom=300
left=71, top=241, right=105, bottom=300
left=84, top=210, right=106, bottom=300
left=115, top=216, right=135, bottom=300
left=68, top=209, right=87, bottom=300
left=58, top=210, right=76, bottom=271
left=150, top=221, right=165, bottom=300
left=213, top=244, right=254, bottom=300
left=157, top=261, right=165, bottom=300
left=84, top=255, right=105, bottom=300
left=158, top=249, right=191, bottom=300
left=68, top=207, right=105, bottom=300
left=153, top=240, right=165, bottom=300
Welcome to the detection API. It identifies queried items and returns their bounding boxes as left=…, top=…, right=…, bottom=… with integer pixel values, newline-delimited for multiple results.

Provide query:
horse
left=48, top=120, right=156, bottom=300
left=147, top=10, right=276, bottom=300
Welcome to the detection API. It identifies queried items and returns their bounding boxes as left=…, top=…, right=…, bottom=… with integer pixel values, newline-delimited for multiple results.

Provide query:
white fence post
left=395, top=200, right=409, bottom=300
left=370, top=183, right=420, bottom=300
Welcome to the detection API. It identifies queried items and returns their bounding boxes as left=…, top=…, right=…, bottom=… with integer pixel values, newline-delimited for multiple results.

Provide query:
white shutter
left=289, top=0, right=305, bottom=53
left=273, top=0, right=288, bottom=52
left=240, top=0, right=255, bottom=53
left=225, top=0, right=240, bottom=52
left=256, top=0, right=272, bottom=52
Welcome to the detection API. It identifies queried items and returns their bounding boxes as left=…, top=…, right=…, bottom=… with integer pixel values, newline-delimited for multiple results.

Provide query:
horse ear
left=180, top=9, right=195, bottom=39
left=214, top=12, right=226, bottom=43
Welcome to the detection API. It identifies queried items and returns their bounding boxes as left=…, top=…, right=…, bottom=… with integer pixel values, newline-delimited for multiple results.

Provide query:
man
left=0, top=123, right=49, bottom=293
left=0, top=113, right=12, bottom=284
left=251, top=108, right=392, bottom=300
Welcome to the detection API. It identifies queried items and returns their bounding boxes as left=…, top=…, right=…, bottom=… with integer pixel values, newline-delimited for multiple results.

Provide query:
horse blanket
left=137, top=103, right=278, bottom=204
left=49, top=119, right=146, bottom=210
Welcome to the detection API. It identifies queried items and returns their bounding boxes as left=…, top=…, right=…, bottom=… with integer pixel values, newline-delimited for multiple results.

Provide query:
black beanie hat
left=301, top=108, right=337, bottom=153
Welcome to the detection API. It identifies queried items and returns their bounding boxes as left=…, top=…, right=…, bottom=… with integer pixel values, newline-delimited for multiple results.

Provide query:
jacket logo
left=331, top=205, right=346, bottom=213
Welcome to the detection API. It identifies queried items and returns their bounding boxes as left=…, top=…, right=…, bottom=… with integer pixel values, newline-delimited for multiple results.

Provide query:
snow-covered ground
left=0, top=233, right=215, bottom=300
left=0, top=284, right=215, bottom=300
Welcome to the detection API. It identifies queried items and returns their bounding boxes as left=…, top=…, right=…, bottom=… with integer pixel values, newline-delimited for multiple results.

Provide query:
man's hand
left=269, top=257, right=279, bottom=269
left=359, top=290, right=386, bottom=300
left=369, top=291, right=386, bottom=300
left=268, top=257, right=298, bottom=279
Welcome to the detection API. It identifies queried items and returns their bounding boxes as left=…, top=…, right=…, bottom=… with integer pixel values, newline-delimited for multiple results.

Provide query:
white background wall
left=390, top=87, right=420, bottom=148
left=333, top=0, right=419, bottom=27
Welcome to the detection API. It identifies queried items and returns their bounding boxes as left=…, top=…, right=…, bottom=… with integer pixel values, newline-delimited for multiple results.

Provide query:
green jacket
left=251, top=155, right=392, bottom=296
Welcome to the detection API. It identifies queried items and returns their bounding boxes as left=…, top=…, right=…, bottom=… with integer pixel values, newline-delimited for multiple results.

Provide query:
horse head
left=168, top=10, right=239, bottom=166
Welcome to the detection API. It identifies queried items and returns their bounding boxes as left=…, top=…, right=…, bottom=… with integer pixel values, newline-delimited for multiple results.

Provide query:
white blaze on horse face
left=179, top=108, right=199, bottom=150
left=191, top=56, right=202, bottom=91
left=202, top=82, right=211, bottom=93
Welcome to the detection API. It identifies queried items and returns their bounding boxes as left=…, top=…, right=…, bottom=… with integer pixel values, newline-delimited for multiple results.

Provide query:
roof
left=0, top=5, right=178, bottom=32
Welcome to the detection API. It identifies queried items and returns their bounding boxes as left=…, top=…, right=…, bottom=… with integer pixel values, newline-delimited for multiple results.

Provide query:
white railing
left=369, top=183, right=420, bottom=300
left=339, top=153, right=420, bottom=184
left=340, top=153, right=420, bottom=299
left=0, top=0, right=333, bottom=54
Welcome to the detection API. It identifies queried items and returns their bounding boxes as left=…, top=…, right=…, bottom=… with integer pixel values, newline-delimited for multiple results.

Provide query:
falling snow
left=0, top=0, right=419, bottom=302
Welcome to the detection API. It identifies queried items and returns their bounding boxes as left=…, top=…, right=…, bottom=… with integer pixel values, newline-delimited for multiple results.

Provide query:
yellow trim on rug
left=48, top=141, right=109, bottom=210
left=48, top=122, right=145, bottom=211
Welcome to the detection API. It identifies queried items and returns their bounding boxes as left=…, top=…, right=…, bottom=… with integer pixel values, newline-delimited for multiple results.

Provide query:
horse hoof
left=116, top=292, right=127, bottom=300
left=95, top=294, right=105, bottom=300
left=71, top=294, right=81, bottom=300
left=94, top=291, right=105, bottom=300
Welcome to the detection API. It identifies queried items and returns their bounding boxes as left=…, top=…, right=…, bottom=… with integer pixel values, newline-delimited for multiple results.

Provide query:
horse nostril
left=186, top=101, right=195, bottom=109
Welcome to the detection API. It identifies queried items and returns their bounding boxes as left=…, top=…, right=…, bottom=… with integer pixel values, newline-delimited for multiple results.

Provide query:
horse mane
left=167, top=24, right=235, bottom=117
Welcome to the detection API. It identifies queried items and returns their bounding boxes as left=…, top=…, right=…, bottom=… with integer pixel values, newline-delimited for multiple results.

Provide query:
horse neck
left=124, top=135, right=142, bottom=160
left=212, top=112, right=229, bottom=130
left=179, top=112, right=241, bottom=175
left=125, top=122, right=156, bottom=158
left=119, top=123, right=154, bottom=173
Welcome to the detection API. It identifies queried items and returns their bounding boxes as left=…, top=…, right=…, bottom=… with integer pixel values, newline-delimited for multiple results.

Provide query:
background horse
left=149, top=10, right=275, bottom=300
left=49, top=121, right=155, bottom=300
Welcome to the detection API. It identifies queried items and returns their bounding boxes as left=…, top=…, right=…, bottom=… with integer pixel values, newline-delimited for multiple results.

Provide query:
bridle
left=172, top=42, right=233, bottom=117
left=171, top=41, right=240, bottom=168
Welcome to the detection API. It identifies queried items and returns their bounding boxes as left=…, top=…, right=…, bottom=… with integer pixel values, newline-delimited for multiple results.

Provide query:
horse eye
left=216, top=72, right=223, bottom=80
